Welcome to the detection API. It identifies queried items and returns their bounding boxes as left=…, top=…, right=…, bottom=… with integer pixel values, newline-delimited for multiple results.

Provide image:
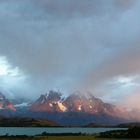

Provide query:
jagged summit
left=30, top=90, right=66, bottom=112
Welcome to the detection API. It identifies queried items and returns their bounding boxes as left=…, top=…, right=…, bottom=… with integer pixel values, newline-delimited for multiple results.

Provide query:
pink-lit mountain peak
left=30, top=90, right=123, bottom=117
left=0, top=92, right=16, bottom=112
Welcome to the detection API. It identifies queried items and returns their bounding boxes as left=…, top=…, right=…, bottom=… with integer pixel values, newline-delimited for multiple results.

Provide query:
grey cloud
left=34, top=0, right=137, bottom=19
left=0, top=0, right=139, bottom=110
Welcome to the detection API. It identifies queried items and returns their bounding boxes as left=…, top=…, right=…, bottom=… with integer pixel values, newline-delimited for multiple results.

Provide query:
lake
left=0, top=127, right=127, bottom=136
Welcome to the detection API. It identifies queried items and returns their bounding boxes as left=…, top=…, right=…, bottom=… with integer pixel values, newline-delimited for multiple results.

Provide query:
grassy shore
left=0, top=136, right=137, bottom=140
left=0, top=127, right=140, bottom=140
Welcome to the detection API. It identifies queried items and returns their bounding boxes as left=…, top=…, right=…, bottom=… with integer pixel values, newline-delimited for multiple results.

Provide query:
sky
left=0, top=0, right=140, bottom=110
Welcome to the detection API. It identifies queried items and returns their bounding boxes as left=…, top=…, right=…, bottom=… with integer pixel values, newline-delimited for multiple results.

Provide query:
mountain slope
left=30, top=90, right=64, bottom=112
left=0, top=93, right=16, bottom=112
left=29, top=91, right=131, bottom=125
left=30, top=91, right=124, bottom=117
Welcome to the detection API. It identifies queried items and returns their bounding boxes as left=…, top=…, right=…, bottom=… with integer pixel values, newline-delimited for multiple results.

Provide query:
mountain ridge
left=30, top=90, right=125, bottom=117
left=0, top=90, right=139, bottom=126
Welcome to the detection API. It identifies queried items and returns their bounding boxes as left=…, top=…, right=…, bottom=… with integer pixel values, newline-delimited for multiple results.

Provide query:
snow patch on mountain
left=15, top=102, right=29, bottom=108
left=57, top=102, right=67, bottom=112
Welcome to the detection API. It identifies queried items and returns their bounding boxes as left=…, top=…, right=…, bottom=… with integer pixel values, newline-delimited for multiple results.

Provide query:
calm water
left=0, top=127, right=127, bottom=136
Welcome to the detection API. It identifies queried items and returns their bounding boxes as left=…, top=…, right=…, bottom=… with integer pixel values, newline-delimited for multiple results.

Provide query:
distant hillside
left=116, top=122, right=140, bottom=128
left=0, top=117, right=59, bottom=127
left=85, top=123, right=108, bottom=128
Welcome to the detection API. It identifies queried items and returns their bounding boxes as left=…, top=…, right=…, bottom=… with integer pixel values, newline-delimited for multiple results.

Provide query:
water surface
left=0, top=127, right=127, bottom=136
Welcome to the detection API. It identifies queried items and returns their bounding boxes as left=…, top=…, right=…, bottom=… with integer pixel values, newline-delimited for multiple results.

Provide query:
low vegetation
left=96, top=126, right=140, bottom=138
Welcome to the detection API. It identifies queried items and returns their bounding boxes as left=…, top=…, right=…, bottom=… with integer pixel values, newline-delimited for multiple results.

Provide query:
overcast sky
left=0, top=0, right=140, bottom=110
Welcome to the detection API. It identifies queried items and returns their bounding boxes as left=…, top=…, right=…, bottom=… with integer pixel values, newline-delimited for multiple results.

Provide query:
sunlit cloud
left=0, top=56, right=28, bottom=98
left=112, top=75, right=140, bottom=88
left=0, top=56, right=21, bottom=77
left=99, top=75, right=140, bottom=106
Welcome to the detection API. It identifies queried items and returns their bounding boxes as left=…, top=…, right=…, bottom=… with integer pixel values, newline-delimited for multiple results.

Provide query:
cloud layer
left=0, top=0, right=140, bottom=110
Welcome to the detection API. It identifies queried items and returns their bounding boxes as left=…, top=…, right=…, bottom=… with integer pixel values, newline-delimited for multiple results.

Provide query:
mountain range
left=30, top=91, right=124, bottom=117
left=0, top=91, right=139, bottom=126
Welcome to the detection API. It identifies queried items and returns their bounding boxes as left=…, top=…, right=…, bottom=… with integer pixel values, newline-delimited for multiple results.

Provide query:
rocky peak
left=46, top=90, right=62, bottom=102
left=0, top=92, right=16, bottom=111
